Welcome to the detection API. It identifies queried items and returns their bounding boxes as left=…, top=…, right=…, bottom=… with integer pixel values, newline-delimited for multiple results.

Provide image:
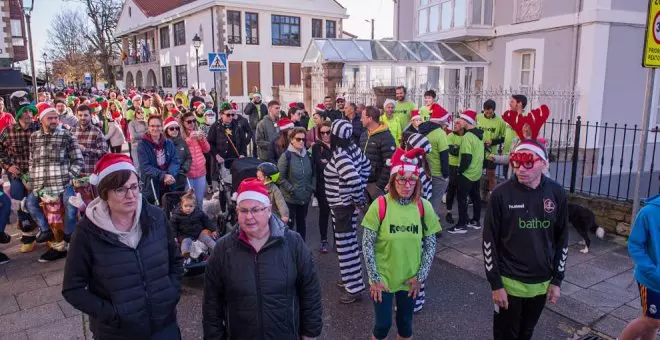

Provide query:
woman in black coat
left=62, top=154, right=183, bottom=340
left=311, top=120, right=333, bottom=253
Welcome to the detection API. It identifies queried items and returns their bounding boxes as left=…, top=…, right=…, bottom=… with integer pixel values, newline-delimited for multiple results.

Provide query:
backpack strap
left=377, top=195, right=387, bottom=223
left=417, top=199, right=424, bottom=217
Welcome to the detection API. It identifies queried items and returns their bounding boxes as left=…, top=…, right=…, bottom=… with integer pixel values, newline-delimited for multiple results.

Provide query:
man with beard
left=244, top=91, right=268, bottom=131
left=55, top=98, right=78, bottom=129
left=359, top=106, right=395, bottom=202
left=343, top=102, right=362, bottom=146
left=323, top=96, right=342, bottom=122
left=0, top=92, right=40, bottom=253
left=71, top=105, right=107, bottom=175
left=26, top=103, right=84, bottom=262
left=255, top=101, right=281, bottom=161
left=394, top=86, right=417, bottom=132
left=418, top=103, right=451, bottom=223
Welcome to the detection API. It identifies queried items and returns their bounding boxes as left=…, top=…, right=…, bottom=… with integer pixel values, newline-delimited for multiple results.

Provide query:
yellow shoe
left=20, top=241, right=36, bottom=253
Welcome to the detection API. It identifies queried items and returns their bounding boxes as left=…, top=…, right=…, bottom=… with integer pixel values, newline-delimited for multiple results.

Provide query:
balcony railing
left=123, top=51, right=158, bottom=65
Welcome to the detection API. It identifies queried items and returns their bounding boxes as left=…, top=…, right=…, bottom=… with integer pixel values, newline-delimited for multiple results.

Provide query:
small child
left=256, top=162, right=289, bottom=223
left=171, top=189, right=216, bottom=262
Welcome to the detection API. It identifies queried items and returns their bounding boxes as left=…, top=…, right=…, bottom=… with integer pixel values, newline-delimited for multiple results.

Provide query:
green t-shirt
left=503, top=125, right=517, bottom=155
left=459, top=129, right=484, bottom=182
left=502, top=276, right=550, bottom=298
left=418, top=106, right=431, bottom=122
left=394, top=101, right=417, bottom=132
left=426, top=127, right=449, bottom=177
left=476, top=114, right=506, bottom=157
left=362, top=195, right=441, bottom=292
left=447, top=132, right=462, bottom=167
left=125, top=107, right=155, bottom=121
left=125, top=108, right=136, bottom=121
left=381, top=113, right=402, bottom=145
left=194, top=114, right=206, bottom=125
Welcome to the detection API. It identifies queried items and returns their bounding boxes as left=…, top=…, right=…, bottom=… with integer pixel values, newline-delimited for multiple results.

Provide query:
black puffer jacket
left=62, top=199, right=183, bottom=340
left=171, top=205, right=216, bottom=239
left=358, top=124, right=396, bottom=190
left=244, top=101, right=268, bottom=130
left=203, top=216, right=322, bottom=340
left=311, top=141, right=332, bottom=199
left=207, top=121, right=250, bottom=166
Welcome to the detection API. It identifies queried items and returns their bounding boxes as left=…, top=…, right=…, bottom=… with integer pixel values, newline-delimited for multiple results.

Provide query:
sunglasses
left=509, top=152, right=544, bottom=169
left=168, top=127, right=180, bottom=131
left=395, top=176, right=418, bottom=185
left=292, top=137, right=305, bottom=142
left=184, top=120, right=196, bottom=124
left=223, top=113, right=235, bottom=117
left=319, top=131, right=331, bottom=136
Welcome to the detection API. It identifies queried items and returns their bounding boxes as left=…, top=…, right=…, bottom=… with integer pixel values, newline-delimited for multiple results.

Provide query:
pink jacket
left=185, top=136, right=211, bottom=178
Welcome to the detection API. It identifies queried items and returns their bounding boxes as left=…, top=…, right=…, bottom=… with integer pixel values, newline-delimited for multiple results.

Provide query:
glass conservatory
left=302, top=39, right=489, bottom=91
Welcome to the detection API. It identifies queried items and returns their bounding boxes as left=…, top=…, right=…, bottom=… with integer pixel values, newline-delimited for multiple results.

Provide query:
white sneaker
left=312, top=197, right=318, bottom=207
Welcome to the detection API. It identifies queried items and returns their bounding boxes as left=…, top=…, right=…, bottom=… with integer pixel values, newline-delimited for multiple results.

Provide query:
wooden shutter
left=228, top=61, right=244, bottom=96
left=247, top=61, right=261, bottom=94
left=272, top=62, right=285, bottom=86
left=289, top=63, right=301, bottom=86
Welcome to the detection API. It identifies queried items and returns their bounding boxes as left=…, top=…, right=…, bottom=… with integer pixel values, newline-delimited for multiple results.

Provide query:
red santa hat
left=89, top=153, right=137, bottom=186
left=410, top=109, right=421, bottom=121
left=170, top=108, right=180, bottom=117
left=231, top=102, right=238, bottom=111
left=111, top=111, right=122, bottom=120
left=430, top=104, right=450, bottom=122
left=288, top=102, right=297, bottom=109
left=131, top=94, right=142, bottom=102
left=314, top=103, right=325, bottom=112
left=36, top=103, right=58, bottom=120
left=277, top=118, right=294, bottom=130
left=458, top=110, right=477, bottom=126
left=193, top=101, right=206, bottom=110
left=163, top=117, right=179, bottom=130
left=88, top=102, right=101, bottom=114
left=164, top=97, right=175, bottom=106
left=389, top=147, right=426, bottom=176
left=236, top=178, right=271, bottom=206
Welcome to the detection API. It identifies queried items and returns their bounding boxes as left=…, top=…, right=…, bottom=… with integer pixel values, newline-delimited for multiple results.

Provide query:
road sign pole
left=632, top=68, right=655, bottom=220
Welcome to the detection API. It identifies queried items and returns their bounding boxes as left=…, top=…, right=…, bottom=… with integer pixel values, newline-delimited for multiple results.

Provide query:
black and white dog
left=568, top=203, right=605, bottom=254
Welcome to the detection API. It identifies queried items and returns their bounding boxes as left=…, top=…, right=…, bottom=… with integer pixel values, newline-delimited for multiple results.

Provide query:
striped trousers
left=331, top=208, right=365, bottom=294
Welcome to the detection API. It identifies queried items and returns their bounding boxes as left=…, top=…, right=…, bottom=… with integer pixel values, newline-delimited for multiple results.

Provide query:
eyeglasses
left=292, top=137, right=305, bottom=142
left=509, top=152, right=544, bottom=169
left=319, top=131, right=331, bottom=136
left=395, top=176, right=419, bottom=185
left=113, top=184, right=140, bottom=197
left=184, top=120, right=196, bottom=124
left=148, top=125, right=162, bottom=128
left=237, top=206, right=269, bottom=217
left=168, top=127, right=180, bottom=131
left=223, top=113, right=235, bottom=117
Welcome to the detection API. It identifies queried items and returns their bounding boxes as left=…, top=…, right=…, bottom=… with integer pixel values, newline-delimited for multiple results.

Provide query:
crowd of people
left=0, top=83, right=625, bottom=340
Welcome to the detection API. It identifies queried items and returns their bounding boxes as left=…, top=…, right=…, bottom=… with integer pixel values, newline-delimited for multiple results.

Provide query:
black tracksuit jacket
left=482, top=175, right=569, bottom=290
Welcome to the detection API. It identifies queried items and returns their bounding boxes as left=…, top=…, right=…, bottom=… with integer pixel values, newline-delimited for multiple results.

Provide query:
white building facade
left=115, top=0, right=348, bottom=102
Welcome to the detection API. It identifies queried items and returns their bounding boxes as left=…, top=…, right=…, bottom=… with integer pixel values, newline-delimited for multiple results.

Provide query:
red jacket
left=185, top=135, right=210, bottom=178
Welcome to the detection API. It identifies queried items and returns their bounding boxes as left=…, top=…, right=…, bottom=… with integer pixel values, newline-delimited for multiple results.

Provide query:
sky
left=27, top=0, right=394, bottom=70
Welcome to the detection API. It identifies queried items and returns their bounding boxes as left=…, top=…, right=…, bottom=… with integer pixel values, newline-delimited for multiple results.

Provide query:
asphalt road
left=175, top=206, right=583, bottom=340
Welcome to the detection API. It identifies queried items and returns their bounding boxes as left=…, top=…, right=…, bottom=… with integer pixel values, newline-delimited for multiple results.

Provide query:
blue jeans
left=26, top=185, right=78, bottom=235
left=8, top=175, right=31, bottom=228
left=373, top=290, right=415, bottom=339
left=0, top=193, right=10, bottom=234
left=186, top=176, right=207, bottom=203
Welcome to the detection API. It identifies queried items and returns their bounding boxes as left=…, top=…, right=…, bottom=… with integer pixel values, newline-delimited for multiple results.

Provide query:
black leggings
left=287, top=202, right=309, bottom=240
left=110, top=145, right=122, bottom=153
left=493, top=294, right=546, bottom=340
left=317, top=195, right=331, bottom=242
left=445, top=166, right=459, bottom=210
left=457, top=175, right=481, bottom=226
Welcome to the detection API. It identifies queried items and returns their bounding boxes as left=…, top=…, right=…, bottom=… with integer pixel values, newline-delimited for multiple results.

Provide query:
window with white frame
left=454, top=0, right=466, bottom=28
left=10, top=19, right=24, bottom=46
left=429, top=5, right=439, bottom=32
left=441, top=1, right=452, bottom=30
left=519, top=52, right=535, bottom=90
left=418, top=7, right=429, bottom=34
left=472, top=0, right=494, bottom=25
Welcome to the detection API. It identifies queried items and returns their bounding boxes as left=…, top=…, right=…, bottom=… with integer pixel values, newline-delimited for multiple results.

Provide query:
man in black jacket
left=244, top=91, right=268, bottom=131
left=207, top=104, right=250, bottom=170
left=483, top=136, right=568, bottom=340
left=359, top=105, right=395, bottom=202
left=203, top=178, right=322, bottom=340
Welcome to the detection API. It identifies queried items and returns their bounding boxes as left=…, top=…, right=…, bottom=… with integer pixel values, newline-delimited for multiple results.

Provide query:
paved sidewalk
left=436, top=223, right=639, bottom=339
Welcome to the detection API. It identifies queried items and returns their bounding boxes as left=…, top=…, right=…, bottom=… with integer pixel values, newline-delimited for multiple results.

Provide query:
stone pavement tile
left=25, top=315, right=84, bottom=340
left=611, top=305, right=642, bottom=322
left=16, top=284, right=64, bottom=310
left=564, top=262, right=619, bottom=288
left=626, top=297, right=641, bottom=310
left=561, top=281, right=582, bottom=296
left=570, top=288, right=626, bottom=313
left=451, top=236, right=483, bottom=258
left=566, top=245, right=597, bottom=268
left=437, top=232, right=481, bottom=247
left=587, top=251, right=634, bottom=275
left=42, top=271, right=64, bottom=287
left=436, top=248, right=486, bottom=279
left=0, top=274, right=47, bottom=297
left=0, top=331, right=28, bottom=340
left=3, top=257, right=64, bottom=281
left=592, top=315, right=628, bottom=338
left=546, top=295, right=607, bottom=325
left=605, top=269, right=636, bottom=289
left=57, top=300, right=81, bottom=318
left=0, top=302, right=64, bottom=336
left=589, top=281, right=639, bottom=303
left=583, top=237, right=623, bottom=256
left=0, top=295, right=19, bottom=317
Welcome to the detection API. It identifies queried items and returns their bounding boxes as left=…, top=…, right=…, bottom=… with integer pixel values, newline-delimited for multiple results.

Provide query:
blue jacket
left=629, top=195, right=660, bottom=292
left=137, top=134, right=181, bottom=192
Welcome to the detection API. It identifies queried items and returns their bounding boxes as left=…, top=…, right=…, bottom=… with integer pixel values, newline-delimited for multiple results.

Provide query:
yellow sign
left=643, top=0, right=660, bottom=67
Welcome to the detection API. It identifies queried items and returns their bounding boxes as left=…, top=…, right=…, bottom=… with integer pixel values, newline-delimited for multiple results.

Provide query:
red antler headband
left=503, top=104, right=550, bottom=161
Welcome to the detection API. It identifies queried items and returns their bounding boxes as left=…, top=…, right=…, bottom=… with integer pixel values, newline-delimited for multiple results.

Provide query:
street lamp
left=21, top=0, right=37, bottom=99
left=42, top=52, right=49, bottom=90
left=192, top=33, right=201, bottom=90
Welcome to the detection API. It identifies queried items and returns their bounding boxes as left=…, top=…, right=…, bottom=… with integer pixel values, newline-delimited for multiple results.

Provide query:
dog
left=202, top=191, right=222, bottom=224
left=568, top=203, right=605, bottom=254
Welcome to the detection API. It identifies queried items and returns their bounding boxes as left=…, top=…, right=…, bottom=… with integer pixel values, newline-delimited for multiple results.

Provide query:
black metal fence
left=523, top=116, right=660, bottom=201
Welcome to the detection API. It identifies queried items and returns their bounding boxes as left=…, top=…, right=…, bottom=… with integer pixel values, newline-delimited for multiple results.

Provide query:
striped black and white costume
left=324, top=120, right=371, bottom=295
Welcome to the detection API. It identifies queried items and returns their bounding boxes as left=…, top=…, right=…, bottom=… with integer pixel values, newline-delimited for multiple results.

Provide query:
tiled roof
left=132, top=0, right=197, bottom=17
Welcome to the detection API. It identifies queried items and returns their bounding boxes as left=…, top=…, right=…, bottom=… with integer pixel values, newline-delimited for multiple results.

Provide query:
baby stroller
left=216, top=157, right=261, bottom=235
left=161, top=190, right=213, bottom=276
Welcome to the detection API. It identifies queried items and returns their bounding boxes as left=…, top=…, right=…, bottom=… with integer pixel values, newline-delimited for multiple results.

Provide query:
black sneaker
left=467, top=219, right=482, bottom=230
left=445, top=213, right=455, bottom=224
left=339, top=291, right=363, bottom=304
left=35, top=230, right=54, bottom=243
left=38, top=248, right=67, bottom=263
left=446, top=226, right=468, bottom=234
left=0, top=232, right=10, bottom=244
left=0, top=252, right=9, bottom=265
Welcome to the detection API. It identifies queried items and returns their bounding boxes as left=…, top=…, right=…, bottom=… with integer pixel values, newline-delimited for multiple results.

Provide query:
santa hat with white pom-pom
left=89, top=153, right=137, bottom=186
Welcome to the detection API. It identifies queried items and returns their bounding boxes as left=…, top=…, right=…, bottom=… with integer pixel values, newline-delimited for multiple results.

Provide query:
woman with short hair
left=137, top=115, right=181, bottom=204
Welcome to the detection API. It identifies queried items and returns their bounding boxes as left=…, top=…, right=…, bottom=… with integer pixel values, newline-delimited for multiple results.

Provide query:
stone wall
left=568, top=194, right=633, bottom=236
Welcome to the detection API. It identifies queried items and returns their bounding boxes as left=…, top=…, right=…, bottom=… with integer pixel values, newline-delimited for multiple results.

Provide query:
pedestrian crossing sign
left=208, top=53, right=227, bottom=72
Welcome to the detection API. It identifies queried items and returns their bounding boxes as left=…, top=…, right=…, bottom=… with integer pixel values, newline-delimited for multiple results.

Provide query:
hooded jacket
left=256, top=115, right=280, bottom=161
left=244, top=101, right=268, bottom=130
left=359, top=124, right=395, bottom=190
left=277, top=145, right=315, bottom=205
left=202, top=216, right=322, bottom=339
left=171, top=205, right=216, bottom=239
left=62, top=197, right=183, bottom=340
left=629, top=195, right=660, bottom=292
left=137, top=134, right=181, bottom=198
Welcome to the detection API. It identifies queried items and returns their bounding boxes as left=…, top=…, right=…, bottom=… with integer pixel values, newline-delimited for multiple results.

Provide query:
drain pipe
left=569, top=0, right=582, bottom=121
